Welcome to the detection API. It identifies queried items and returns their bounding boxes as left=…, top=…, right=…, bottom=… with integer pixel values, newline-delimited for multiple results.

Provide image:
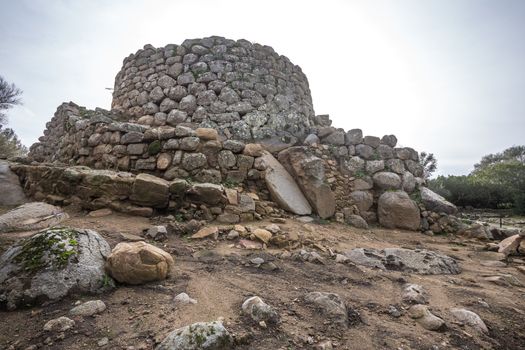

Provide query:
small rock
left=408, top=305, right=445, bottom=331
left=316, top=340, right=333, bottom=350
left=305, top=291, right=348, bottom=326
left=297, top=216, right=314, bottom=223
left=145, top=225, right=168, bottom=241
left=265, top=224, right=281, bottom=234
left=174, top=292, right=197, bottom=305
left=97, top=337, right=109, bottom=347
left=156, top=321, right=233, bottom=350
left=88, top=208, right=113, bottom=218
left=238, top=239, right=263, bottom=250
left=226, top=230, right=239, bottom=240
left=191, top=226, right=219, bottom=239
left=345, top=214, right=368, bottom=229
left=70, top=300, right=106, bottom=317
left=335, top=254, right=350, bottom=264
left=250, top=257, right=265, bottom=266
left=43, top=317, right=75, bottom=332
left=241, top=296, right=279, bottom=324
left=253, top=229, right=272, bottom=244
left=387, top=305, right=402, bottom=318
left=402, top=284, right=428, bottom=304
left=450, top=308, right=488, bottom=334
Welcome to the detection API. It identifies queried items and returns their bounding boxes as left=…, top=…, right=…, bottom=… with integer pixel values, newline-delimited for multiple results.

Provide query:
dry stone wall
left=23, top=36, right=459, bottom=233
left=112, top=36, right=315, bottom=145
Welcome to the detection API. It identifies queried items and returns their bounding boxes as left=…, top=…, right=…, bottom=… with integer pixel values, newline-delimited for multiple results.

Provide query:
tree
left=428, top=146, right=525, bottom=214
left=0, top=127, right=27, bottom=158
left=473, top=145, right=525, bottom=172
left=0, top=75, right=22, bottom=126
left=0, top=76, right=26, bottom=158
left=419, top=151, right=437, bottom=179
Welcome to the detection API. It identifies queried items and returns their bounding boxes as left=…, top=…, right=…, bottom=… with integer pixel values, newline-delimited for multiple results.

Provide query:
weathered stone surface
left=242, top=296, right=279, bottom=324
left=450, top=308, right=488, bottom=334
left=106, top=241, right=174, bottom=285
left=365, top=160, right=384, bottom=174
left=377, top=191, right=420, bottom=230
left=323, top=130, right=345, bottom=145
left=402, top=284, right=428, bottom=304
left=259, top=151, right=312, bottom=215
left=0, top=160, right=27, bottom=206
left=0, top=228, right=111, bottom=310
left=253, top=228, right=272, bottom=244
left=278, top=147, right=335, bottom=218
left=156, top=321, right=233, bottom=350
left=182, top=153, right=207, bottom=171
left=70, top=300, right=106, bottom=317
left=195, top=128, right=218, bottom=140
left=381, top=134, right=397, bottom=147
left=44, top=316, right=75, bottom=332
left=345, top=214, right=369, bottom=229
left=498, top=234, right=523, bottom=256
left=130, top=174, right=169, bottom=208
left=186, top=183, right=225, bottom=205
left=420, top=187, right=457, bottom=215
left=345, top=129, right=363, bottom=145
left=305, top=292, right=348, bottom=326
left=191, top=226, right=219, bottom=239
left=348, top=191, right=373, bottom=213
left=0, top=202, right=69, bottom=233
left=363, top=135, right=381, bottom=148
left=343, top=247, right=460, bottom=275
left=409, top=304, right=445, bottom=331
left=373, top=172, right=402, bottom=191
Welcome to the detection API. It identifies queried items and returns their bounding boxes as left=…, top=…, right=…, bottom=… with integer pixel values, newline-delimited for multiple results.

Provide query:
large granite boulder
left=377, top=191, right=420, bottom=230
left=156, top=321, right=233, bottom=350
left=0, top=202, right=69, bottom=233
left=373, top=172, right=402, bottom=191
left=420, top=187, right=457, bottom=215
left=349, top=191, right=373, bottom=213
left=258, top=151, right=312, bottom=215
left=0, top=227, right=112, bottom=310
left=278, top=147, right=335, bottom=218
left=0, top=160, right=27, bottom=206
left=105, top=241, right=174, bottom=285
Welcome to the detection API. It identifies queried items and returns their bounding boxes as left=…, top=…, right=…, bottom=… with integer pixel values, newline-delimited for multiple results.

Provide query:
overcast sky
left=1, top=0, right=524, bottom=176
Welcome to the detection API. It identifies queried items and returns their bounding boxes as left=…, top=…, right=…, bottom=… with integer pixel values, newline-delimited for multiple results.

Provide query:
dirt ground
left=1, top=208, right=525, bottom=350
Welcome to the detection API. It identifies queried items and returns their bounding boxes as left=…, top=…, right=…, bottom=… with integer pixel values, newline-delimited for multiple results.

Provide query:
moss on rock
left=13, top=227, right=80, bottom=273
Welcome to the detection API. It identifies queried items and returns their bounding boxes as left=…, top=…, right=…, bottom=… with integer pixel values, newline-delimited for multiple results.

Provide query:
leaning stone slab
left=258, top=151, right=312, bottom=215
left=420, top=187, right=457, bottom=215
left=0, top=227, right=112, bottom=310
left=278, top=147, right=335, bottom=219
left=0, top=202, right=69, bottom=233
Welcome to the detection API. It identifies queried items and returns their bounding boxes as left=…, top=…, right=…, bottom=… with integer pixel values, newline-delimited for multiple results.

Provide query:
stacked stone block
left=111, top=36, right=314, bottom=144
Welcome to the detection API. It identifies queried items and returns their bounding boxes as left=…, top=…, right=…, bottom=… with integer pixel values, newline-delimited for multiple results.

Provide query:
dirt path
left=1, top=209, right=524, bottom=350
